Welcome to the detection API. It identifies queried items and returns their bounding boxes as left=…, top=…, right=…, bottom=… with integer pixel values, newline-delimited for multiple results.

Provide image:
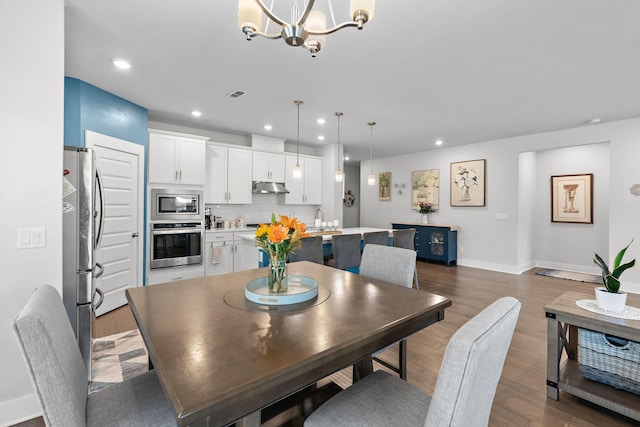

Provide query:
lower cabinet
left=147, top=264, right=204, bottom=286
left=392, top=223, right=458, bottom=266
left=205, top=232, right=258, bottom=276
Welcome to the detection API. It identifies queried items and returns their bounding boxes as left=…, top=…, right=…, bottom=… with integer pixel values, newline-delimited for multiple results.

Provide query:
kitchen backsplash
left=206, top=194, right=320, bottom=227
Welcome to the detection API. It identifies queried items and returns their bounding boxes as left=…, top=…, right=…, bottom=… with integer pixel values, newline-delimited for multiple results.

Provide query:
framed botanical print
left=551, top=173, right=593, bottom=223
left=411, top=169, right=439, bottom=210
left=450, top=159, right=486, bottom=207
left=378, top=171, right=391, bottom=201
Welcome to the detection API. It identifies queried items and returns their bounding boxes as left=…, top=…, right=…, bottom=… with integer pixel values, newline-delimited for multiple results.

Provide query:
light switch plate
left=17, top=227, right=46, bottom=249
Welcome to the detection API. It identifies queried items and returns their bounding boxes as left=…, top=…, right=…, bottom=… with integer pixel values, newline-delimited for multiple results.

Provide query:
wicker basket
left=578, top=328, right=640, bottom=395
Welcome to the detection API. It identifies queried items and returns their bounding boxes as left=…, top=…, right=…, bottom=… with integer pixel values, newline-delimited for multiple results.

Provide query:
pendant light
left=367, top=121, right=376, bottom=185
left=293, top=100, right=303, bottom=179
left=334, top=112, right=344, bottom=182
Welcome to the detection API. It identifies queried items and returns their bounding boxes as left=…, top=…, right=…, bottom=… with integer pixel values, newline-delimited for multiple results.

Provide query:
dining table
left=126, top=261, right=452, bottom=427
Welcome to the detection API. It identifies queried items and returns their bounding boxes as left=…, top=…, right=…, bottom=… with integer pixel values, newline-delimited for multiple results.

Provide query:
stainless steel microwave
left=151, top=189, right=203, bottom=221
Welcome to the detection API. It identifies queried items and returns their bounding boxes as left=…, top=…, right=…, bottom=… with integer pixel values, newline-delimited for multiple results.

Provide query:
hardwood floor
left=15, top=263, right=639, bottom=426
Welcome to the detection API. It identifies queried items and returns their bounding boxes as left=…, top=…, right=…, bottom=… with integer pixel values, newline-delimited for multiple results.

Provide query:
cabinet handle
left=228, top=192, right=231, bottom=201
left=175, top=170, right=178, bottom=180
left=180, top=170, right=182, bottom=180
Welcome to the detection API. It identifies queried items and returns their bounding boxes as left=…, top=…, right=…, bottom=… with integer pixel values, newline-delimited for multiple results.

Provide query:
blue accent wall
left=64, top=77, right=149, bottom=285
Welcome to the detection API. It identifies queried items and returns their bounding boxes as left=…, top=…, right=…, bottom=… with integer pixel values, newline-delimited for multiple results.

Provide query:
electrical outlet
left=496, top=213, right=509, bottom=221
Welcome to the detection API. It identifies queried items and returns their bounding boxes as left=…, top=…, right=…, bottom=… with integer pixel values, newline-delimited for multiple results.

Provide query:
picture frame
left=551, top=173, right=593, bottom=224
left=450, top=159, right=486, bottom=207
left=378, top=171, right=391, bottom=201
left=411, top=169, right=439, bottom=210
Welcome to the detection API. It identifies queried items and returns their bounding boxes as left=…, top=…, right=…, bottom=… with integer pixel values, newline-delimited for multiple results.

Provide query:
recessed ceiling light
left=435, top=139, right=443, bottom=146
left=264, top=124, right=272, bottom=130
left=588, top=118, right=602, bottom=124
left=317, top=118, right=326, bottom=125
left=191, top=110, right=202, bottom=117
left=317, top=135, right=325, bottom=141
left=112, top=59, right=131, bottom=70
left=344, top=156, right=350, bottom=161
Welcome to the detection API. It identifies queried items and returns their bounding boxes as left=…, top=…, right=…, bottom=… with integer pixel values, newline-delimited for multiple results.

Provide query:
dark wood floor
left=16, top=262, right=639, bottom=426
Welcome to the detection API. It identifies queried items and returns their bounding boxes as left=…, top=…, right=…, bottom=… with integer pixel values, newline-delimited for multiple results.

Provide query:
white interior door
left=86, top=131, right=144, bottom=316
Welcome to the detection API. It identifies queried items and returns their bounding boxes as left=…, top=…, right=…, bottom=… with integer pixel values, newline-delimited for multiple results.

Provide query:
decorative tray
left=245, top=275, right=318, bottom=305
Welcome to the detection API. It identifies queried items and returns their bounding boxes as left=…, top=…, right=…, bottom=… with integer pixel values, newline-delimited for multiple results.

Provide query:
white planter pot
left=595, top=287, right=627, bottom=313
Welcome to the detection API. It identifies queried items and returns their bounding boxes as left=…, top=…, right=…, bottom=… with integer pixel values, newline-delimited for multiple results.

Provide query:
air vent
left=227, top=90, right=246, bottom=99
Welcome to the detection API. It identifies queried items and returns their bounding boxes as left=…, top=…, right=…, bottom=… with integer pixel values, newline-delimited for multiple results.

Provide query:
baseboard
left=0, top=393, right=41, bottom=427
left=534, top=260, right=600, bottom=275
left=457, top=259, right=521, bottom=275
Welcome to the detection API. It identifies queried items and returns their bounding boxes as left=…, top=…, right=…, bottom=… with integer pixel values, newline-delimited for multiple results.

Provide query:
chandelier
left=238, top=0, right=376, bottom=57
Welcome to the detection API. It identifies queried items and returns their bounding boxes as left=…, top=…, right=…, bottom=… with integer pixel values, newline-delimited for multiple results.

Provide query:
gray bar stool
left=393, top=228, right=419, bottom=289
left=288, top=235, right=324, bottom=265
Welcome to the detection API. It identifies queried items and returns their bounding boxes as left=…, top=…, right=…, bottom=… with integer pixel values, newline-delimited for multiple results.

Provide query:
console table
left=392, top=223, right=457, bottom=266
left=545, top=290, right=640, bottom=421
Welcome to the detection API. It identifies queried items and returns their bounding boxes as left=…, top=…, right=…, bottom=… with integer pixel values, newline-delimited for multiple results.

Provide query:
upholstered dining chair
left=289, top=235, right=324, bottom=264
left=328, top=234, right=362, bottom=272
left=362, top=230, right=389, bottom=247
left=393, top=228, right=419, bottom=289
left=304, top=296, right=521, bottom=427
left=359, top=244, right=417, bottom=380
left=12, top=285, right=177, bottom=427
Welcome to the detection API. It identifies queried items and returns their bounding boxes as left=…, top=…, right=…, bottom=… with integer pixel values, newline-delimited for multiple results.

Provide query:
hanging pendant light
left=334, top=112, right=344, bottom=182
left=293, top=100, right=303, bottom=179
left=367, top=121, right=376, bottom=185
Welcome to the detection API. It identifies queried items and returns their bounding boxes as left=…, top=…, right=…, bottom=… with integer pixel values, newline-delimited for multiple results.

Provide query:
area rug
left=536, top=268, right=601, bottom=284
left=90, top=329, right=148, bottom=393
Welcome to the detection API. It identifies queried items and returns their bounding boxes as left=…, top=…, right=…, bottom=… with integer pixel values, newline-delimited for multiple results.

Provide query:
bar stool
left=393, top=228, right=419, bottom=289
left=363, top=231, right=389, bottom=247
left=328, top=234, right=362, bottom=272
left=288, top=236, right=324, bottom=265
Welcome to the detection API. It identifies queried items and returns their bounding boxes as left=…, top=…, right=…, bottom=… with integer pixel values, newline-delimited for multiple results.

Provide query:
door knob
left=132, top=232, right=139, bottom=238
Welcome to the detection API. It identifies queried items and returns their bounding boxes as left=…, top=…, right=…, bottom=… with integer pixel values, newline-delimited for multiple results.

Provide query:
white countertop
left=237, top=227, right=393, bottom=243
left=205, top=227, right=257, bottom=234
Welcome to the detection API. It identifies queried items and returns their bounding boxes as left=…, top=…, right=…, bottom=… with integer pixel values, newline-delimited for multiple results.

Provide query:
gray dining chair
left=359, top=244, right=417, bottom=380
left=12, top=285, right=177, bottom=427
left=288, top=235, right=324, bottom=265
left=328, top=234, right=362, bottom=272
left=393, top=228, right=419, bottom=289
left=362, top=231, right=389, bottom=247
left=304, top=296, right=521, bottom=427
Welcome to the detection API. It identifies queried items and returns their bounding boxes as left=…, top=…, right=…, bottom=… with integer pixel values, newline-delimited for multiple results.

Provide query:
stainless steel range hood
left=252, top=181, right=290, bottom=194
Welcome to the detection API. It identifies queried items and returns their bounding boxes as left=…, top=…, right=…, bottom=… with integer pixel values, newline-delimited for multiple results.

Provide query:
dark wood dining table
left=126, top=261, right=452, bottom=426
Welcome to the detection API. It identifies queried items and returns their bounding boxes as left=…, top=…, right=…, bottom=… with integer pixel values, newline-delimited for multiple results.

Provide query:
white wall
left=532, top=143, right=610, bottom=273
left=343, top=164, right=360, bottom=228
left=0, top=0, right=64, bottom=424
left=517, top=151, right=536, bottom=271
left=360, top=118, right=640, bottom=293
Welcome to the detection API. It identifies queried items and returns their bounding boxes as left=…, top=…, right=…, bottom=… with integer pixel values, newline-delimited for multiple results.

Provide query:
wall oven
left=151, top=189, right=202, bottom=221
left=150, top=222, right=203, bottom=269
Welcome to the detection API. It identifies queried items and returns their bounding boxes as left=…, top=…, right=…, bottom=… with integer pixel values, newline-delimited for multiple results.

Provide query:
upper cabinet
left=149, top=132, right=206, bottom=185
left=205, top=143, right=252, bottom=204
left=284, top=154, right=322, bottom=205
left=252, top=151, right=285, bottom=183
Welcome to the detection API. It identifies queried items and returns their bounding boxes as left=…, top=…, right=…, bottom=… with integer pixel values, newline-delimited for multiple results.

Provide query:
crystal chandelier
left=238, top=0, right=375, bottom=57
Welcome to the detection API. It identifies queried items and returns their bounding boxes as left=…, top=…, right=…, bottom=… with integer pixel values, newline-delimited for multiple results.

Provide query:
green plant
left=593, top=240, right=636, bottom=293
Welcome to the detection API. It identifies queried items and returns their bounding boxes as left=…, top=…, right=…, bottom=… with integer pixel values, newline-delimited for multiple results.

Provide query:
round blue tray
left=245, top=275, right=318, bottom=305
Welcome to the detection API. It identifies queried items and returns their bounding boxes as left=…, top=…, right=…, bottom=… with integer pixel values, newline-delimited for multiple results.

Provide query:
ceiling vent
left=226, top=90, right=246, bottom=99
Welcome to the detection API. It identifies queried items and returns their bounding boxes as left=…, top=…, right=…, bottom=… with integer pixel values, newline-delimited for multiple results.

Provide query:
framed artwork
left=378, top=171, right=391, bottom=201
left=551, top=173, right=593, bottom=223
left=450, top=159, right=486, bottom=207
left=411, top=169, right=440, bottom=210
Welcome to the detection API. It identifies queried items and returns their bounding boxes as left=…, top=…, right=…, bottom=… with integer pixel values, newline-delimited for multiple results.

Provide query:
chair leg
left=413, top=269, right=419, bottom=290
left=399, top=338, right=407, bottom=381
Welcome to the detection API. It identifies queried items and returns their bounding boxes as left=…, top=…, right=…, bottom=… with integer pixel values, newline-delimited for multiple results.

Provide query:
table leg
left=546, top=316, right=560, bottom=400
left=236, top=410, right=260, bottom=427
left=352, top=356, right=374, bottom=383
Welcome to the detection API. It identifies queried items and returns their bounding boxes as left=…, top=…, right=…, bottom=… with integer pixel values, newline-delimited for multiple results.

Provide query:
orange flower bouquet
left=255, top=214, right=309, bottom=293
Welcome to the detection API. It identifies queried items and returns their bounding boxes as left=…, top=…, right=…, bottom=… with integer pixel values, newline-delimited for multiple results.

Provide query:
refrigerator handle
left=95, top=168, right=105, bottom=250
left=92, top=287, right=104, bottom=311
left=93, top=261, right=104, bottom=278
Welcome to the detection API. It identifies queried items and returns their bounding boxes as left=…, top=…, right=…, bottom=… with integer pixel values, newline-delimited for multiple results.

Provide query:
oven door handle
left=152, top=228, right=202, bottom=235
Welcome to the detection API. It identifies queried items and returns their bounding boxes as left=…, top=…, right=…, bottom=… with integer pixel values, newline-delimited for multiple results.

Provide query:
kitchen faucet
left=315, top=208, right=324, bottom=230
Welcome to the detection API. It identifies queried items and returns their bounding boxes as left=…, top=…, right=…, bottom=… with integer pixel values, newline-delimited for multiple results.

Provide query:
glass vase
left=422, top=214, right=429, bottom=224
left=268, top=253, right=288, bottom=293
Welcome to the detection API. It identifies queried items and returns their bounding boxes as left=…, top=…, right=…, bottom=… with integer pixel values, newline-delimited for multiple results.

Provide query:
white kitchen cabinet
left=147, top=264, right=204, bottom=286
left=149, top=132, right=206, bottom=185
left=252, top=151, right=285, bottom=182
left=236, top=236, right=259, bottom=271
left=205, top=144, right=252, bottom=204
left=284, top=154, right=322, bottom=205
left=205, top=232, right=257, bottom=276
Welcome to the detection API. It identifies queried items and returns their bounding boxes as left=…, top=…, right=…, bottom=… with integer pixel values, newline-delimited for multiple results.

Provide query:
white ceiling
left=64, top=0, right=640, bottom=162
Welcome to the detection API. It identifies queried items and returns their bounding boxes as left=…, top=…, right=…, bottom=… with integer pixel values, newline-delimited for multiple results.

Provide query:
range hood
left=252, top=181, right=290, bottom=194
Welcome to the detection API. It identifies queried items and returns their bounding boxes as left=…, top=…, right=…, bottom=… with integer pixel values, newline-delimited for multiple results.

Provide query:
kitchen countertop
left=237, top=227, right=393, bottom=243
left=205, top=227, right=256, bottom=234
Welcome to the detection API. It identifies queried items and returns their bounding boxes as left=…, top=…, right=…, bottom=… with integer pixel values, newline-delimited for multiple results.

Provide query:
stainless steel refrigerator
left=62, top=146, right=105, bottom=377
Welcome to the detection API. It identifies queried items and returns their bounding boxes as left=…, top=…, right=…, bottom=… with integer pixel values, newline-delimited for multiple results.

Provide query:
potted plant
left=593, top=240, right=635, bottom=312
left=418, top=202, right=435, bottom=224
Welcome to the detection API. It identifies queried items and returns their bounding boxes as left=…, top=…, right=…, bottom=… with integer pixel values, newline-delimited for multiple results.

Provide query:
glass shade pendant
left=334, top=112, right=343, bottom=182
left=293, top=100, right=303, bottom=179
left=367, top=121, right=376, bottom=186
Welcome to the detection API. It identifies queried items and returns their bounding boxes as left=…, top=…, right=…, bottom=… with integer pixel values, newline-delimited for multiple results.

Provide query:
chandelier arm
left=307, top=21, right=360, bottom=36
left=253, top=0, right=288, bottom=27
left=296, top=0, right=316, bottom=25
left=246, top=29, right=283, bottom=39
